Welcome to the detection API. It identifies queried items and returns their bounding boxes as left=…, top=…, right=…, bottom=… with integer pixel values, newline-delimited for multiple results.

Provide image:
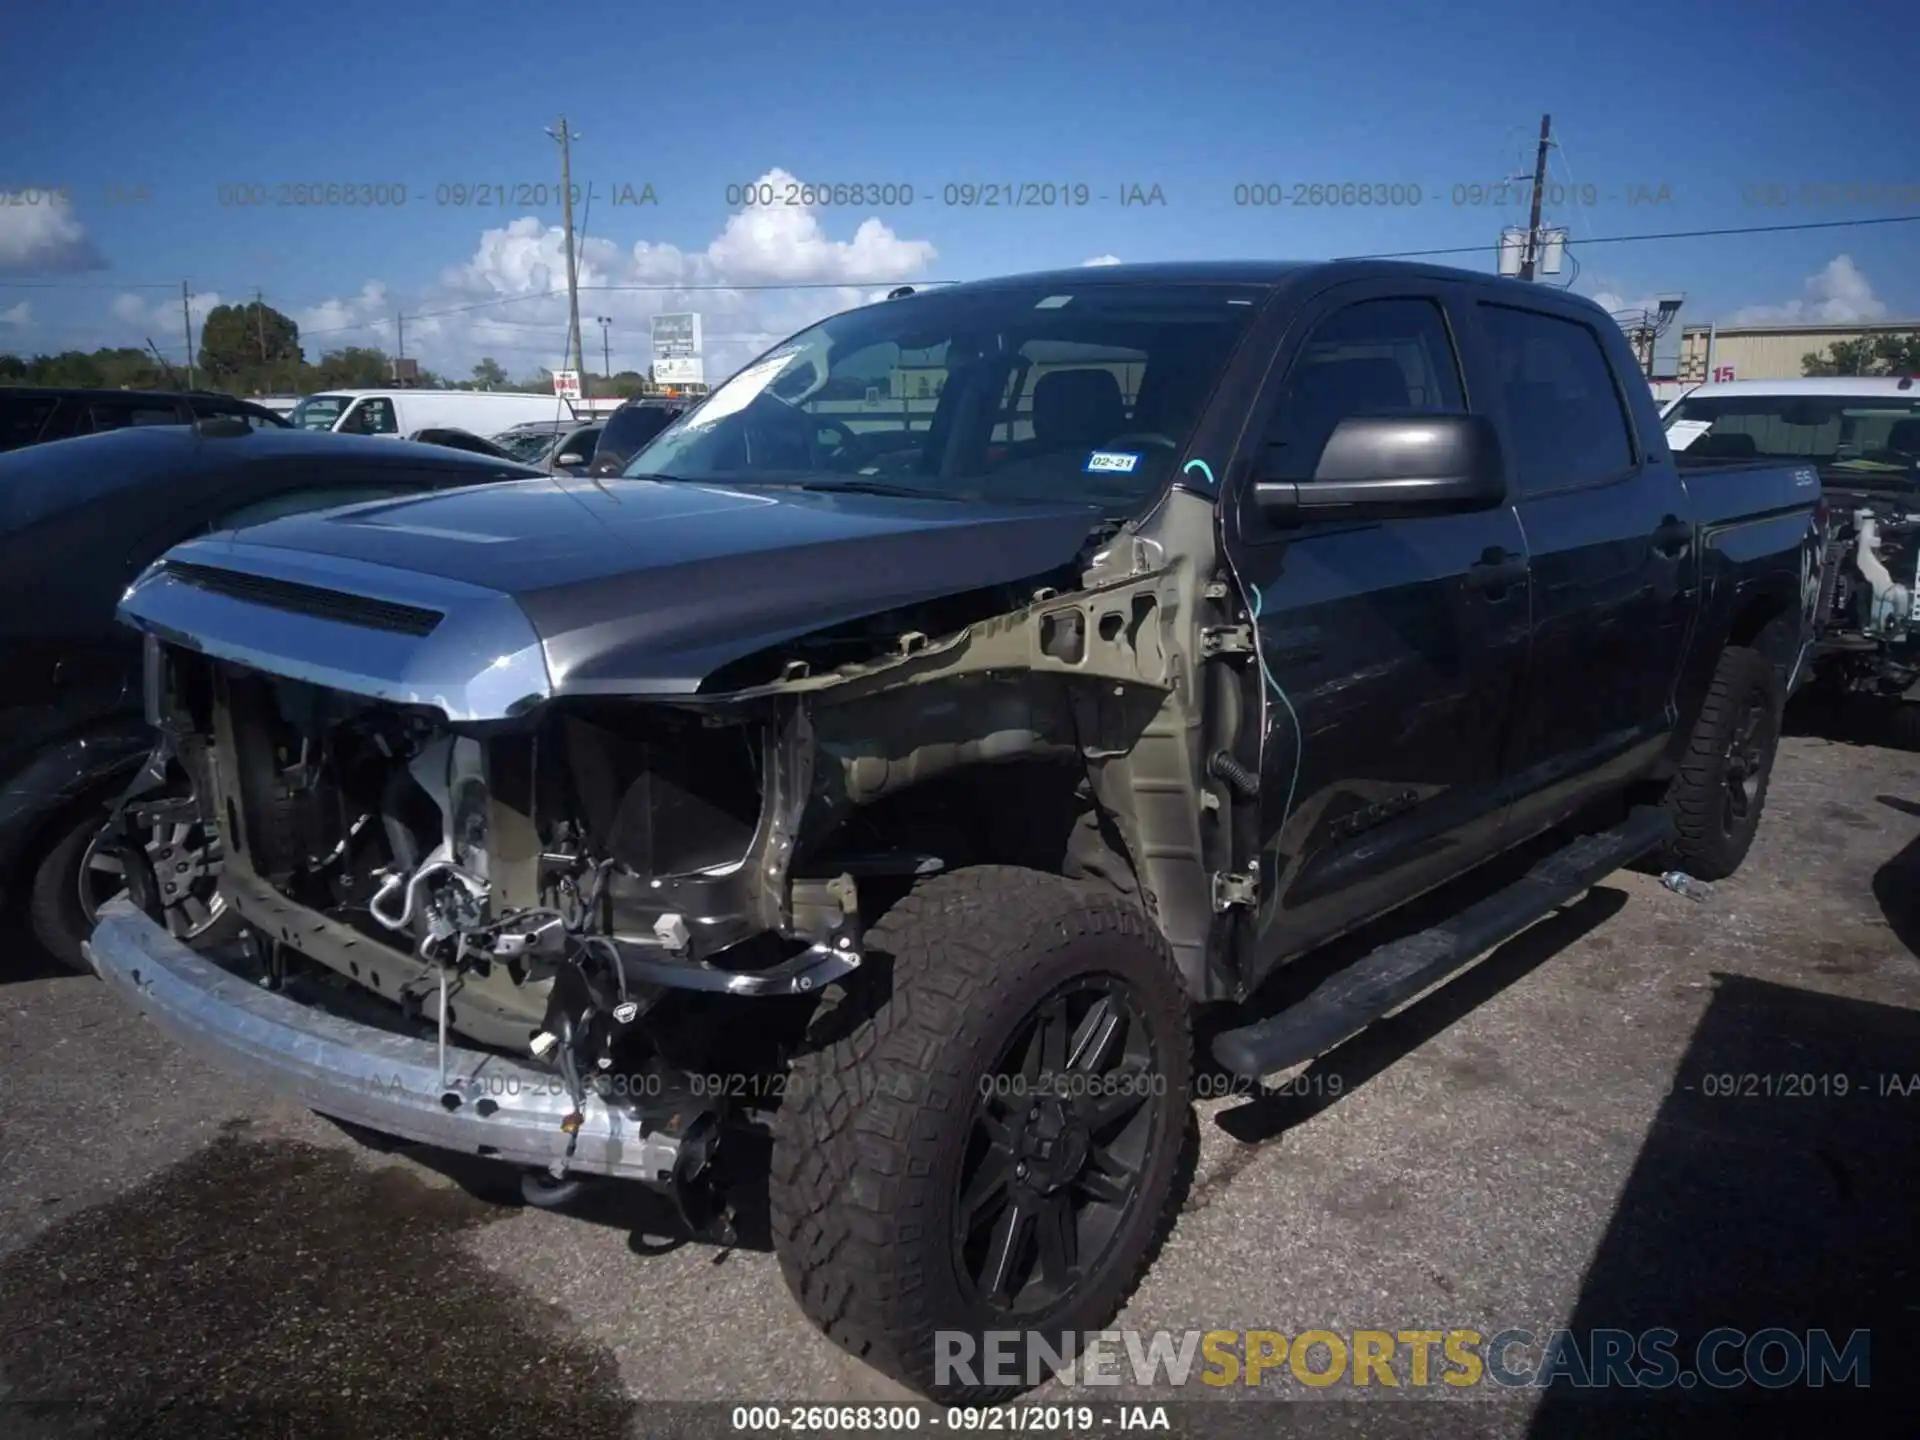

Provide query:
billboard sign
left=651, top=312, right=702, bottom=358
left=553, top=369, right=582, bottom=401
left=654, top=355, right=706, bottom=386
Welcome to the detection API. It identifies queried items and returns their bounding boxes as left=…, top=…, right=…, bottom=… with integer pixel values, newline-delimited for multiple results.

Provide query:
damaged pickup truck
left=87, top=261, right=1822, bottom=1400
left=1665, top=377, right=1920, bottom=747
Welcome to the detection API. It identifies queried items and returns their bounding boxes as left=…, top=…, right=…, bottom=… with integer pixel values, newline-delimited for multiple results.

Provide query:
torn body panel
left=138, top=491, right=1241, bottom=1069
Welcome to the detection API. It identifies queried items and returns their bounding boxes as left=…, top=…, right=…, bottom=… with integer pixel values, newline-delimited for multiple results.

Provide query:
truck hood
left=118, top=476, right=1108, bottom=719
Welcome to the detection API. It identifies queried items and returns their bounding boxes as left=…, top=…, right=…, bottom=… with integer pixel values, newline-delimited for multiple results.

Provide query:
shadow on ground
left=1872, top=794, right=1920, bottom=963
left=1783, top=687, right=1918, bottom=752
left=0, top=897, right=77, bottom=985
left=0, top=1130, right=638, bottom=1439
left=1516, top=974, right=1920, bottom=1437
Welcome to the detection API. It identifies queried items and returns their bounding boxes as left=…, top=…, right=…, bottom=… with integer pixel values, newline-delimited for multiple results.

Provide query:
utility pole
left=1519, top=113, right=1552, bottom=282
left=597, top=316, right=612, bottom=379
left=254, top=287, right=267, bottom=364
left=182, top=281, right=196, bottom=389
left=547, top=116, right=587, bottom=382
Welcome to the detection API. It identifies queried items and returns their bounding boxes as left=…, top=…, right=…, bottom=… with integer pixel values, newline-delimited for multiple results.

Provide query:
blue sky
left=2, top=0, right=1916, bottom=382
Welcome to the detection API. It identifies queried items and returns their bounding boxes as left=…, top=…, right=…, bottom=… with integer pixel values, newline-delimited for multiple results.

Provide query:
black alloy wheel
left=954, top=978, right=1158, bottom=1316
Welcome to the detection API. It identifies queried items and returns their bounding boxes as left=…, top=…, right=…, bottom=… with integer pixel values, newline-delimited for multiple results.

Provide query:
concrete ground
left=1, top=728, right=1915, bottom=1438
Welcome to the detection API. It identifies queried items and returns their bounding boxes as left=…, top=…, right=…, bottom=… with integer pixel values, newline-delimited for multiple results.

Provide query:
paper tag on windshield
left=1665, top=420, right=1714, bottom=452
left=1085, top=450, right=1141, bottom=474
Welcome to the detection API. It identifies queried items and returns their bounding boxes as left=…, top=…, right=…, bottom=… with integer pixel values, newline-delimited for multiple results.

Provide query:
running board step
left=1211, top=805, right=1675, bottom=1079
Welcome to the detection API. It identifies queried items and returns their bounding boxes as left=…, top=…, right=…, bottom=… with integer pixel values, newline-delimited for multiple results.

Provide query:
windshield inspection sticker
left=1665, top=420, right=1714, bottom=452
left=1086, top=450, right=1142, bottom=474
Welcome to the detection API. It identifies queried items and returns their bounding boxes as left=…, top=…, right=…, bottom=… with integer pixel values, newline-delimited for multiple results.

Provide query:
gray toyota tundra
left=86, top=260, right=1823, bottom=1400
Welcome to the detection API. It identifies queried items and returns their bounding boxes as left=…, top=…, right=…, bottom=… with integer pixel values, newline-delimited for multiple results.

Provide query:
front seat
left=1027, top=369, right=1127, bottom=454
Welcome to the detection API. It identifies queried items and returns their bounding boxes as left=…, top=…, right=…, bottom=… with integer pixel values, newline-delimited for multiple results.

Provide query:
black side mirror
left=1254, top=413, right=1507, bottom=522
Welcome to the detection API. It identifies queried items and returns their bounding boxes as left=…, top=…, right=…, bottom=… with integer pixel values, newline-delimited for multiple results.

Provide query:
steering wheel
left=808, top=416, right=859, bottom=467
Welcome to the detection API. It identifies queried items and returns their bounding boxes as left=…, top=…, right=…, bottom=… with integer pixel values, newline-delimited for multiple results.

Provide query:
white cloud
left=294, top=282, right=396, bottom=350
left=1081, top=254, right=1123, bottom=267
left=109, top=288, right=224, bottom=337
left=200, top=168, right=943, bottom=384
left=1722, top=255, right=1888, bottom=326
left=0, top=300, right=31, bottom=328
left=1587, top=287, right=1666, bottom=321
left=0, top=189, right=105, bottom=273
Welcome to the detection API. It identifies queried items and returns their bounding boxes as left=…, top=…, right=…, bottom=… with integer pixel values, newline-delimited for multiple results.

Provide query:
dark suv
left=587, top=396, right=687, bottom=475
left=0, top=387, right=291, bottom=452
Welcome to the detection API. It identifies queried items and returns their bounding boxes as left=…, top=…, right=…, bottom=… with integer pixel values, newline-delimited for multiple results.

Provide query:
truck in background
left=287, top=389, right=577, bottom=437
left=1664, top=376, right=1920, bottom=746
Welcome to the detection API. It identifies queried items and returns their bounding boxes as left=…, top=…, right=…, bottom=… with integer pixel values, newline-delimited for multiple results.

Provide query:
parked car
left=1663, top=376, right=1919, bottom=745
left=0, top=423, right=541, bottom=971
left=407, top=426, right=519, bottom=461
left=492, top=419, right=605, bottom=474
left=286, top=388, right=577, bottom=438
left=586, top=395, right=686, bottom=476
left=89, top=260, right=1819, bottom=1401
left=0, top=386, right=291, bottom=452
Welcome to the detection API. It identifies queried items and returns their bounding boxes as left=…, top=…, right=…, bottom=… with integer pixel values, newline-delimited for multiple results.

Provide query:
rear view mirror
left=1255, top=414, right=1507, bottom=522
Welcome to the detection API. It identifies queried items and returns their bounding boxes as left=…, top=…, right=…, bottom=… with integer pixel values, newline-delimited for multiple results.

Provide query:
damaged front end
left=101, top=506, right=1237, bottom=1231
left=1818, top=494, right=1920, bottom=699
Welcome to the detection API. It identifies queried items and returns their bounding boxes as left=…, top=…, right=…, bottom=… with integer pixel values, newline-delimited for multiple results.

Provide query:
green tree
left=1803, top=332, right=1920, bottom=377
left=471, top=357, right=508, bottom=388
left=199, top=301, right=302, bottom=381
left=312, top=346, right=393, bottom=389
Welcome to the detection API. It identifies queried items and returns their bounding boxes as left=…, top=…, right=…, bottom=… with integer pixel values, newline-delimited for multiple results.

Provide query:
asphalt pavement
left=1, top=728, right=1915, bottom=1438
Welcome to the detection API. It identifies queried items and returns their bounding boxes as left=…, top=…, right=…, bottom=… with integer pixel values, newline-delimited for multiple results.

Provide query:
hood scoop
left=161, top=559, right=445, bottom=637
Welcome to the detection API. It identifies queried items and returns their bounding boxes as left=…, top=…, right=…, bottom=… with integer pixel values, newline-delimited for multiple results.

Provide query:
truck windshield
left=1665, top=394, right=1920, bottom=474
left=492, top=427, right=564, bottom=463
left=620, top=281, right=1267, bottom=508
left=287, top=395, right=352, bottom=431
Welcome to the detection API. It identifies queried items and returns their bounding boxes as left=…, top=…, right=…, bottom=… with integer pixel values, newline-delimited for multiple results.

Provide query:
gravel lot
left=1, top=726, right=1915, bottom=1438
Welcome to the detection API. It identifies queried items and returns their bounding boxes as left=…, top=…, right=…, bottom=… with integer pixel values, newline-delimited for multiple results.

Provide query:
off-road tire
left=1654, top=645, right=1783, bottom=881
left=769, top=866, right=1193, bottom=1401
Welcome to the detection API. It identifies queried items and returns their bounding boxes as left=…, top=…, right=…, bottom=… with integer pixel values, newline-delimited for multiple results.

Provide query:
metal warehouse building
left=1675, top=319, right=1920, bottom=384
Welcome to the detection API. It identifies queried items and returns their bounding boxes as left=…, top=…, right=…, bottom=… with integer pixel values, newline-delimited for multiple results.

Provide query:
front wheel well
left=804, top=759, right=1143, bottom=920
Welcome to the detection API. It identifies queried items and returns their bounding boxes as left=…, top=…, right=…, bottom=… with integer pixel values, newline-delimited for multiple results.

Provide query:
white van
left=285, top=389, right=577, bottom=438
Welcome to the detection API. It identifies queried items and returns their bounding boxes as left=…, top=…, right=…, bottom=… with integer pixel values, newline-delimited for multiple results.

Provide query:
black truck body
left=85, top=260, right=1821, bottom=1400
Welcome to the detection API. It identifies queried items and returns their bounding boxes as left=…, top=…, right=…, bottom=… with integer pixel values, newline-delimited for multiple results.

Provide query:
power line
left=1360, top=211, right=1920, bottom=261
left=0, top=280, right=181, bottom=291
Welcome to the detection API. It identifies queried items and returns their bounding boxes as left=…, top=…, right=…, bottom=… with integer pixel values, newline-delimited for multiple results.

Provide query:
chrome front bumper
left=82, top=898, right=682, bottom=1183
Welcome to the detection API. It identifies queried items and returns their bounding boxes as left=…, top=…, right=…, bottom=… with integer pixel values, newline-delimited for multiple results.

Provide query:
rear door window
left=1477, top=303, right=1636, bottom=493
left=84, top=399, right=187, bottom=433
